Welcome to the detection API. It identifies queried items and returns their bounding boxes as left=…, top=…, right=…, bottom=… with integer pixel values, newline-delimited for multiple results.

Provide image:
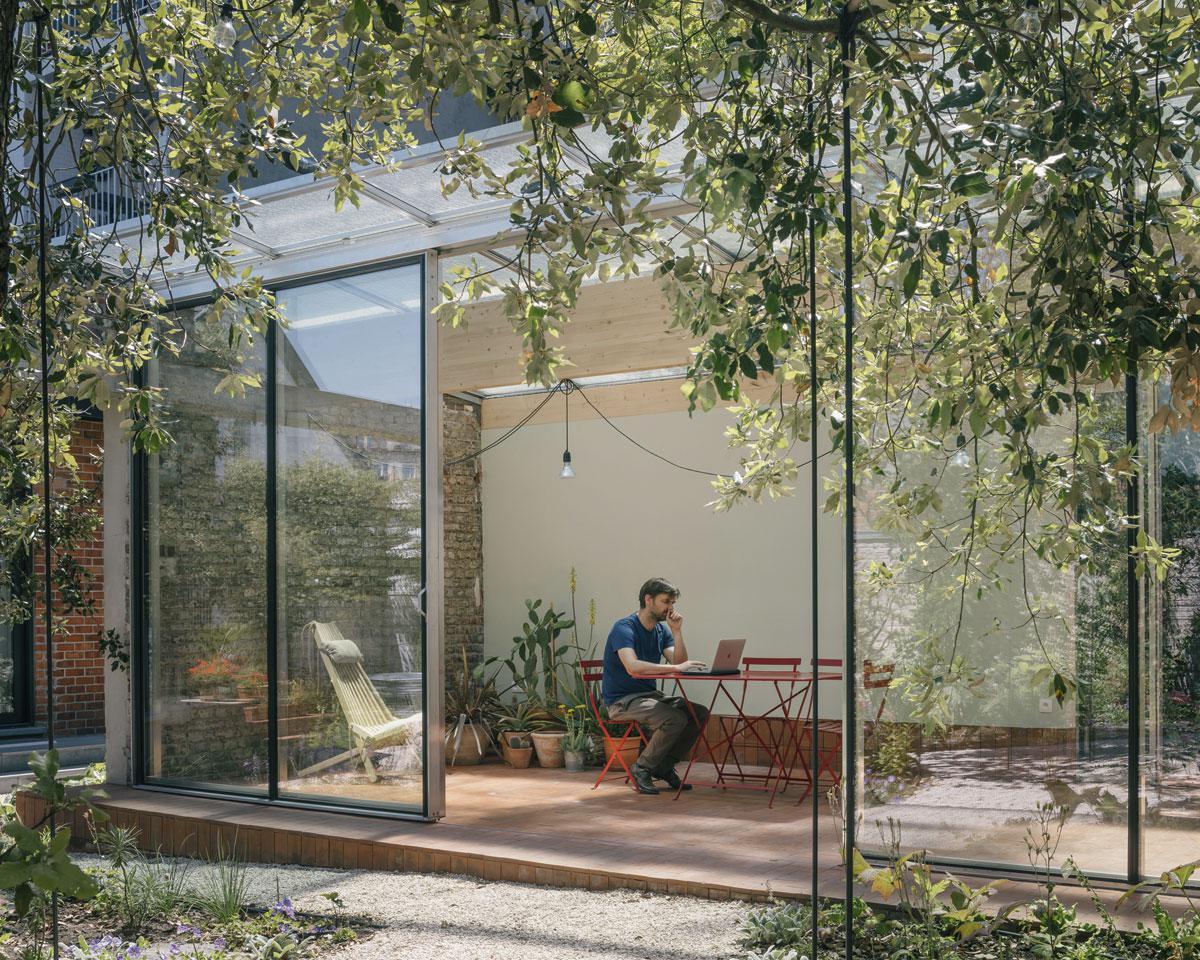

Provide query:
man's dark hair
left=638, top=577, right=680, bottom=609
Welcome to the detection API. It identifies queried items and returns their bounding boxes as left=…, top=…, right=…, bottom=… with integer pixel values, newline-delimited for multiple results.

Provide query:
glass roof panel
left=367, top=141, right=528, bottom=217
left=237, top=190, right=416, bottom=250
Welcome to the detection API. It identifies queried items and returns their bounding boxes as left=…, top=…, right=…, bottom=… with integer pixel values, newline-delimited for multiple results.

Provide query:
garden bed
left=737, top=891, right=1194, bottom=959
left=1, top=890, right=377, bottom=960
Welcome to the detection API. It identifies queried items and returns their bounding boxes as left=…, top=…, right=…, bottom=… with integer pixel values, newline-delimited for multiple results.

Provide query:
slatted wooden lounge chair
left=296, top=620, right=422, bottom=783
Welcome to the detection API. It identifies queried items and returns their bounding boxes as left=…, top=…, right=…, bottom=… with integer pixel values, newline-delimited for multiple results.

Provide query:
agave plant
left=444, top=646, right=503, bottom=763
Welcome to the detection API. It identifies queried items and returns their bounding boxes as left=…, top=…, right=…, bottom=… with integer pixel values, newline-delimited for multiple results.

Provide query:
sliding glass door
left=141, top=259, right=432, bottom=817
left=274, top=267, right=426, bottom=810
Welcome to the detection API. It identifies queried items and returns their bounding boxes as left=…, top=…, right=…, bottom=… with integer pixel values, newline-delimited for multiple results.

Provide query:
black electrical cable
left=443, top=380, right=567, bottom=467
left=446, top=377, right=837, bottom=479
left=571, top=381, right=725, bottom=477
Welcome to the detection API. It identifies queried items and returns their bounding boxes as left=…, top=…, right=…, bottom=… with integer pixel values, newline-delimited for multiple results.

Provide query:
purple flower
left=272, top=897, right=296, bottom=920
left=125, top=947, right=142, bottom=959
left=212, top=938, right=226, bottom=951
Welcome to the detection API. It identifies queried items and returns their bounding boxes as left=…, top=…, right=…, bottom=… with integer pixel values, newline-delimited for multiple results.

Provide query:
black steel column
left=807, top=47, right=821, bottom=959
left=839, top=6, right=857, bottom=958
left=267, top=317, right=279, bottom=799
left=1126, top=365, right=1140, bottom=883
left=33, top=14, right=60, bottom=959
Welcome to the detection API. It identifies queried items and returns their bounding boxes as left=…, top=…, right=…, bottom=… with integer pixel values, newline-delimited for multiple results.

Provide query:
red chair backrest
left=579, top=659, right=605, bottom=720
left=813, top=658, right=843, bottom=668
left=863, top=659, right=894, bottom=689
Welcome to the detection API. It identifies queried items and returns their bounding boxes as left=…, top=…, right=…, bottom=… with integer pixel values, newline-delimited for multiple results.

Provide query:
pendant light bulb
left=951, top=447, right=971, bottom=469
left=1015, top=0, right=1042, bottom=35
left=559, top=380, right=575, bottom=478
left=213, top=2, right=237, bottom=51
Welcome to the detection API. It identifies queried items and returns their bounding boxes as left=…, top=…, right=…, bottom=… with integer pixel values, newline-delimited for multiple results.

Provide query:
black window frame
left=131, top=254, right=431, bottom=820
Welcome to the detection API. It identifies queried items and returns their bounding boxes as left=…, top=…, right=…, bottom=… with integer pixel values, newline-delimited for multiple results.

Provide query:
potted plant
left=562, top=704, right=591, bottom=772
left=530, top=726, right=566, bottom=768
left=492, top=701, right=544, bottom=768
left=445, top=647, right=502, bottom=766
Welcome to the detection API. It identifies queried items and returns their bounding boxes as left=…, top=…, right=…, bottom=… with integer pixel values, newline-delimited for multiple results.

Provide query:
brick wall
left=443, top=397, right=484, bottom=673
left=29, top=417, right=107, bottom=736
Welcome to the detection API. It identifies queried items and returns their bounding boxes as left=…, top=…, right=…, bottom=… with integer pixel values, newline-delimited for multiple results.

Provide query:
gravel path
left=78, top=856, right=757, bottom=960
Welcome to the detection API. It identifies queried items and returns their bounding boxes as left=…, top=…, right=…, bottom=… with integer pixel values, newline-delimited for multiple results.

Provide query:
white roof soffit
left=121, top=121, right=697, bottom=302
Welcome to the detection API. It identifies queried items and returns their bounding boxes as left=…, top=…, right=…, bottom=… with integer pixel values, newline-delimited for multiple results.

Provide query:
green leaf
left=934, top=82, right=984, bottom=111
left=1071, top=343, right=1089, bottom=372
left=374, top=0, right=404, bottom=32
left=902, top=258, right=922, bottom=300
left=905, top=148, right=934, bottom=177
left=49, top=828, right=70, bottom=856
left=851, top=847, right=871, bottom=878
left=950, top=171, right=990, bottom=197
left=577, top=11, right=597, bottom=35
left=549, top=108, right=586, bottom=129
left=0, top=861, right=32, bottom=889
left=3, top=822, right=40, bottom=854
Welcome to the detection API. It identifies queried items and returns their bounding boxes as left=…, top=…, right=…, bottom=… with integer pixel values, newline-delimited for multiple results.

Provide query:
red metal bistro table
left=662, top=668, right=843, bottom=807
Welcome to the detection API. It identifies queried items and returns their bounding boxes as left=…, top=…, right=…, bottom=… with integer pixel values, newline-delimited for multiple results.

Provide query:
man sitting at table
left=602, top=577, right=710, bottom=796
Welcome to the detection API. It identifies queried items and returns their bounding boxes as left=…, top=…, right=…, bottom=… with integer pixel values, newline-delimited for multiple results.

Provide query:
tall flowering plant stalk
left=561, top=704, right=591, bottom=754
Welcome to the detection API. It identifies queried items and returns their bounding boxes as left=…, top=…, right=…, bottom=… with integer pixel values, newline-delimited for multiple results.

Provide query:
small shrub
left=741, top=901, right=813, bottom=952
left=93, top=825, right=191, bottom=932
left=192, top=840, right=250, bottom=924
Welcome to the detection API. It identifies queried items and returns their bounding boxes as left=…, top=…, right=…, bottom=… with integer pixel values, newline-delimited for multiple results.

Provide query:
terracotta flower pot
left=499, top=731, right=534, bottom=768
left=531, top=730, right=566, bottom=768
left=503, top=744, right=534, bottom=768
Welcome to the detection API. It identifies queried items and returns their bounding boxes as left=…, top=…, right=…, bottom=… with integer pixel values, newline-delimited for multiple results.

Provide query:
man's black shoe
left=657, top=767, right=693, bottom=791
left=630, top=765, right=660, bottom=795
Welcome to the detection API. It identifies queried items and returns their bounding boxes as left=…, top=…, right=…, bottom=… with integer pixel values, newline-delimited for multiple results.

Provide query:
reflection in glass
left=1144, top=381, right=1200, bottom=875
left=275, top=266, right=425, bottom=811
left=856, top=395, right=1128, bottom=875
left=145, top=309, right=269, bottom=792
left=0, top=566, right=19, bottom=719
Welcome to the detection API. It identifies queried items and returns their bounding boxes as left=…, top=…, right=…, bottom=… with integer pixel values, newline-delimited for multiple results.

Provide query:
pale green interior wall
left=479, top=405, right=846, bottom=719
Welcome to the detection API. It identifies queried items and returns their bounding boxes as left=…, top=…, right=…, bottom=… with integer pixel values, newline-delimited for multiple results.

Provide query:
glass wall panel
left=0, top=561, right=28, bottom=724
left=1143, top=382, right=1200, bottom=875
left=275, top=265, right=425, bottom=811
left=145, top=308, right=269, bottom=792
left=856, top=394, right=1129, bottom=875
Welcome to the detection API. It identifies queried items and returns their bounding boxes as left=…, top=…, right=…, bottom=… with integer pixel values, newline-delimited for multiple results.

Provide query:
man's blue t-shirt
left=601, top=613, right=673, bottom=704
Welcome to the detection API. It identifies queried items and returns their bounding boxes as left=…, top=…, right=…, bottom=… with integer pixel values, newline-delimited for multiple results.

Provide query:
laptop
left=680, top=638, right=746, bottom=676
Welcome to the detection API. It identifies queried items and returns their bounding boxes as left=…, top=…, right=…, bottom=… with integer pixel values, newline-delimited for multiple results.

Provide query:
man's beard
left=650, top=609, right=667, bottom=622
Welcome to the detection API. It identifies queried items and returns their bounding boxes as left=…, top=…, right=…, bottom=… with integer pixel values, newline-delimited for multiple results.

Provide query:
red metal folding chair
left=862, top=659, right=896, bottom=750
left=580, top=659, right=647, bottom=790
left=800, top=658, right=846, bottom=790
left=800, top=658, right=893, bottom=792
left=739, top=658, right=808, bottom=789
